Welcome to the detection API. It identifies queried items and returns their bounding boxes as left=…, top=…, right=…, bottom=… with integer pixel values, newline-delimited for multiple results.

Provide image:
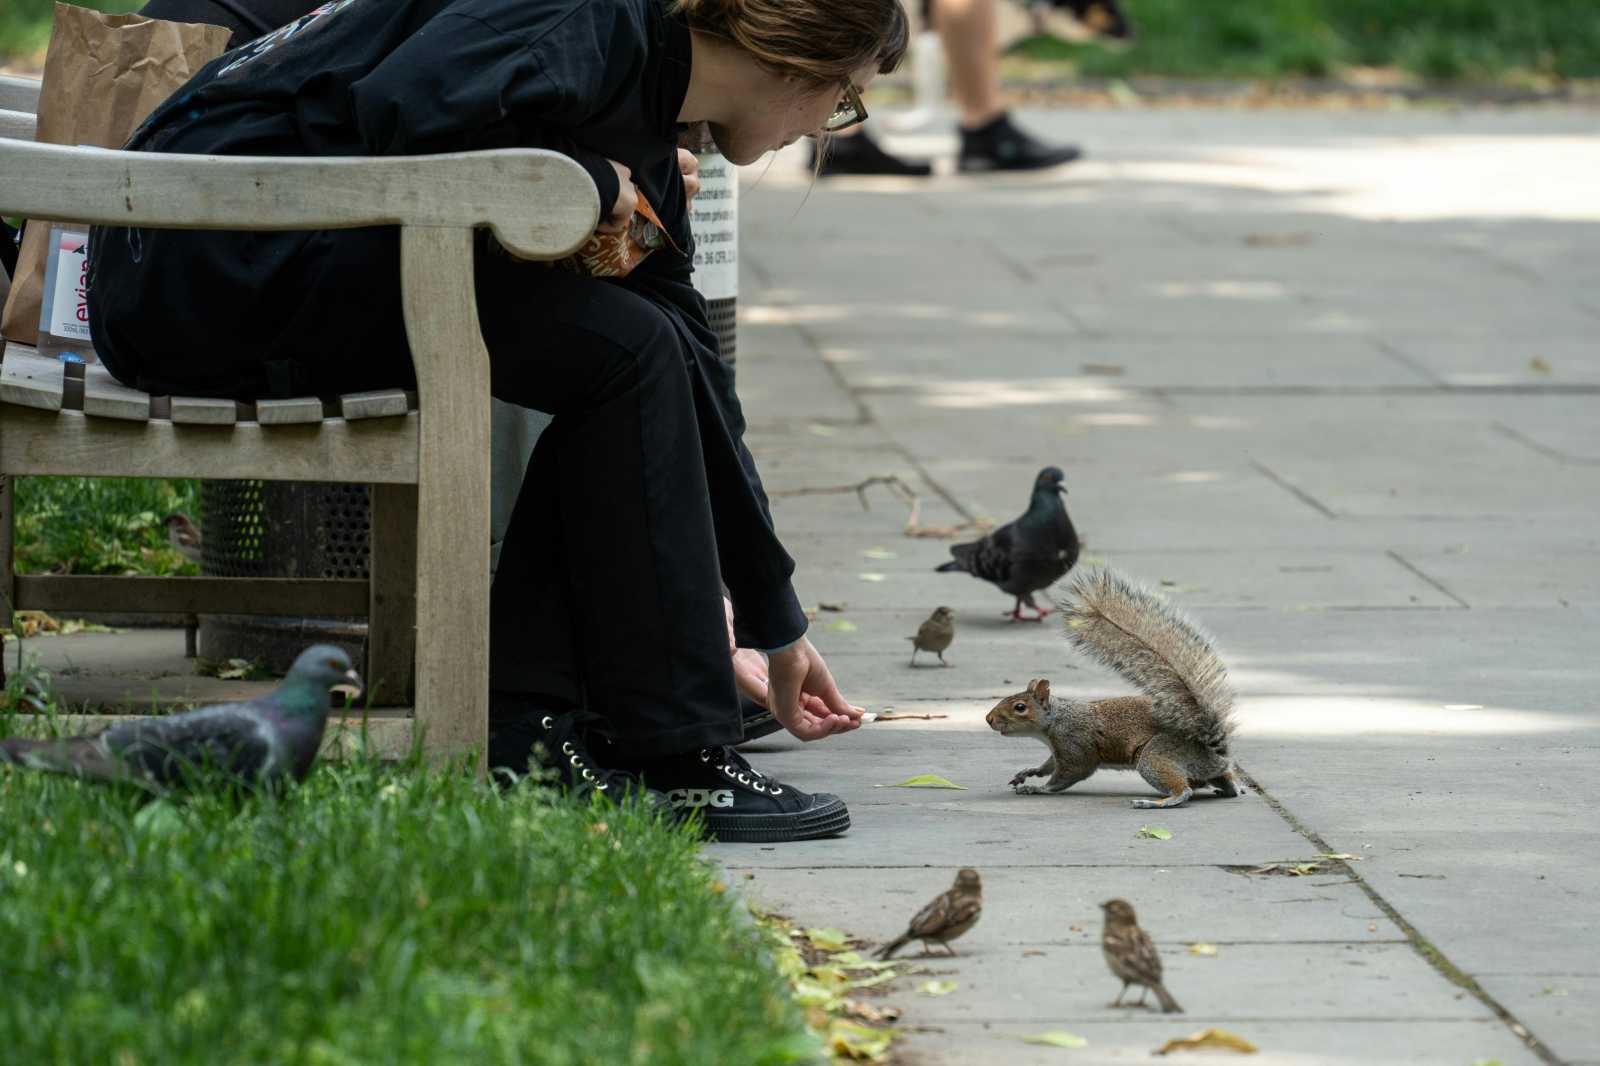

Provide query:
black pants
left=91, top=217, right=806, bottom=755
left=479, top=257, right=800, bottom=755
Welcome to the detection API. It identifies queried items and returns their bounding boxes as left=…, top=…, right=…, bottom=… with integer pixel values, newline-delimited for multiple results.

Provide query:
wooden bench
left=0, top=77, right=596, bottom=762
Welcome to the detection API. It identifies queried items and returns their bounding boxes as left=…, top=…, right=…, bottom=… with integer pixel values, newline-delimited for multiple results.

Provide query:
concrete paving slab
left=1476, top=977, right=1600, bottom=1066
left=728, top=865, right=1400, bottom=947
left=896, top=1019, right=1539, bottom=1066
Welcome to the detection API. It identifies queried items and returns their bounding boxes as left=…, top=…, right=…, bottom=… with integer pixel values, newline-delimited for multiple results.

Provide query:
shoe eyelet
left=581, top=769, right=595, bottom=782
left=596, top=782, right=609, bottom=792
left=736, top=773, right=750, bottom=786
left=770, top=787, right=784, bottom=796
left=699, top=750, right=713, bottom=763
left=753, top=782, right=766, bottom=793
left=540, top=716, right=555, bottom=729
left=561, top=741, right=575, bottom=755
left=569, top=755, right=582, bottom=768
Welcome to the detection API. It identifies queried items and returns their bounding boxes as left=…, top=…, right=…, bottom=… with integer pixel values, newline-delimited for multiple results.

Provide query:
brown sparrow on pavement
left=877, top=868, right=982, bottom=959
left=908, top=606, right=955, bottom=667
left=1100, top=898, right=1182, bottom=1012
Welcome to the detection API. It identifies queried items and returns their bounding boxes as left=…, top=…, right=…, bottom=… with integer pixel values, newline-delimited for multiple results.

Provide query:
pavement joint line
left=1236, top=765, right=1565, bottom=1066
left=1372, top=336, right=1445, bottom=386
left=1250, top=460, right=1338, bottom=519
left=1386, top=549, right=1472, bottom=610
left=920, top=1015, right=1510, bottom=1026
left=1493, top=421, right=1600, bottom=466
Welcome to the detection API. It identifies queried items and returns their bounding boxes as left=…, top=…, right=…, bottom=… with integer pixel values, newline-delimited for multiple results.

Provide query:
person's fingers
left=678, top=148, right=702, bottom=200
left=724, top=597, right=737, bottom=656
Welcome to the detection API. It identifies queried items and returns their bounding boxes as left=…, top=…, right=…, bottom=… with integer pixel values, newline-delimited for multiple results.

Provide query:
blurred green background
left=6, top=0, right=1600, bottom=84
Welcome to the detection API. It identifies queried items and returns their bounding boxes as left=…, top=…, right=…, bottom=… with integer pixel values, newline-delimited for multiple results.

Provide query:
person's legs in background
left=815, top=0, right=1089, bottom=176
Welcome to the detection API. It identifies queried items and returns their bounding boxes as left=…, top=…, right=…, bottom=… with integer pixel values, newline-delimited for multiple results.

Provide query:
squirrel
left=984, top=566, right=1243, bottom=809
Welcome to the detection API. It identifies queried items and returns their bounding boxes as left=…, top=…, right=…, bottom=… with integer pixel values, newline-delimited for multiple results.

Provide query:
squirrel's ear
left=1027, top=678, right=1050, bottom=701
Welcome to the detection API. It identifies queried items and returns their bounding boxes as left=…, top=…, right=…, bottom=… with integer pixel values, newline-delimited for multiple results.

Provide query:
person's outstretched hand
left=767, top=637, right=864, bottom=742
left=723, top=597, right=832, bottom=720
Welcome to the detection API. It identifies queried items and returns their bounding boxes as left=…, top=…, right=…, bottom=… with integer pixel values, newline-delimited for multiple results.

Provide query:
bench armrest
left=0, top=139, right=597, bottom=260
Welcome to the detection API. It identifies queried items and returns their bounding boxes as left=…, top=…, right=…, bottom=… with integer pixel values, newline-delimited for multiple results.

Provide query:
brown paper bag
left=0, top=3, right=229, bottom=345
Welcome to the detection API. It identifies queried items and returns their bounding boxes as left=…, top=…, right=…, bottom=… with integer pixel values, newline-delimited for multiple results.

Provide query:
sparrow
left=877, top=868, right=983, bottom=959
left=1100, top=898, right=1182, bottom=1013
left=908, top=606, right=955, bottom=667
left=164, top=511, right=203, bottom=565
left=937, top=467, right=1080, bottom=622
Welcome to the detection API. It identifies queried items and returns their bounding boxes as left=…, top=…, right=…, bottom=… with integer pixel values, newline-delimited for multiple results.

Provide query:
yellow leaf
left=918, top=979, right=958, bottom=996
left=874, top=774, right=968, bottom=790
left=1188, top=943, right=1218, bottom=956
left=807, top=927, right=851, bottom=952
left=1529, top=357, right=1551, bottom=374
left=1155, top=1028, right=1259, bottom=1055
left=858, top=572, right=887, bottom=583
left=860, top=547, right=898, bottom=560
left=828, top=1020, right=895, bottom=1062
left=1024, top=1031, right=1088, bottom=1048
left=1137, top=826, right=1173, bottom=840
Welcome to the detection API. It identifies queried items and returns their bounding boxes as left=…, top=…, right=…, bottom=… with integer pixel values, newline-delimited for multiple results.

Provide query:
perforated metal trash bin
left=197, top=480, right=370, bottom=674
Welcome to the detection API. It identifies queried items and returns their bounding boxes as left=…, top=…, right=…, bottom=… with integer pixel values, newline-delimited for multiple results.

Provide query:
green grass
left=1014, top=0, right=1600, bottom=84
left=0, top=734, right=818, bottom=1065
left=13, top=476, right=200, bottom=576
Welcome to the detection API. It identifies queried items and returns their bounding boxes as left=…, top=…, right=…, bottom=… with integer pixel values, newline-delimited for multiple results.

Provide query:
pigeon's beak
left=1056, top=483, right=1068, bottom=495
left=330, top=669, right=364, bottom=701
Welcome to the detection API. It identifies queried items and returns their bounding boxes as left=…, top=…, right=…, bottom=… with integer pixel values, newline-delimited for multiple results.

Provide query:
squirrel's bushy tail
left=1056, top=566, right=1234, bottom=757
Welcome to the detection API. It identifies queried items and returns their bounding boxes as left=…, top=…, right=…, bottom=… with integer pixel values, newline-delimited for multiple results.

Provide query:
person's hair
left=671, top=0, right=909, bottom=86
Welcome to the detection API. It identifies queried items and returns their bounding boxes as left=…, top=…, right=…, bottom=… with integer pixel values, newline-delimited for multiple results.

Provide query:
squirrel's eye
left=1013, top=702, right=1027, bottom=712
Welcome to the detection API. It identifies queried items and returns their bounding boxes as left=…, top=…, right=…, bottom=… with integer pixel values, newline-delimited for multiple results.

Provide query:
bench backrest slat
left=256, top=396, right=328, bottom=424
left=0, top=140, right=596, bottom=261
left=0, top=75, right=40, bottom=115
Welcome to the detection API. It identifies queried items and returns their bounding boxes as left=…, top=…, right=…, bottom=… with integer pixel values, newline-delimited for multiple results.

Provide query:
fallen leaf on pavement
left=858, top=573, right=887, bottom=582
left=807, top=928, right=851, bottom=952
left=1155, top=1028, right=1259, bottom=1055
left=876, top=774, right=968, bottom=790
left=1318, top=853, right=1361, bottom=861
left=1188, top=943, right=1218, bottom=956
left=1529, top=357, right=1551, bottom=374
left=1024, top=1031, right=1088, bottom=1048
left=1137, top=826, right=1173, bottom=840
left=829, top=1020, right=895, bottom=1062
left=861, top=547, right=897, bottom=560
left=823, top=619, right=859, bottom=632
left=918, top=980, right=958, bottom=996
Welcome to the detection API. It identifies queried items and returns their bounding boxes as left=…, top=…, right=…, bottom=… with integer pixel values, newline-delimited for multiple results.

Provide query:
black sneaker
left=631, top=746, right=850, bottom=842
left=739, top=694, right=784, bottom=742
left=812, top=132, right=933, bottom=177
left=958, top=113, right=1083, bottom=173
left=488, top=703, right=671, bottom=813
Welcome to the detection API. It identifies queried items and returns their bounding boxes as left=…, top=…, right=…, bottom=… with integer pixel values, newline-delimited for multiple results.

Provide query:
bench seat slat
left=340, top=389, right=412, bottom=420
left=82, top=363, right=153, bottom=420
left=170, top=395, right=239, bottom=425
left=257, top=397, right=327, bottom=424
left=0, top=405, right=419, bottom=483
left=0, top=344, right=65, bottom=411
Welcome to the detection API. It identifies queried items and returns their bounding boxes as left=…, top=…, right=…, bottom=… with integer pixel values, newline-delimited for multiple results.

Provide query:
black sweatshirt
left=124, top=0, right=696, bottom=250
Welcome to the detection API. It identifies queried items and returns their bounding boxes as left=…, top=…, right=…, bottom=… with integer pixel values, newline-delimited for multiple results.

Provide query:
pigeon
left=1100, top=898, right=1183, bottom=1013
left=877, top=868, right=983, bottom=959
left=0, top=645, right=361, bottom=791
left=908, top=606, right=956, bottom=667
left=164, top=512, right=204, bottom=565
left=936, top=466, right=1080, bottom=622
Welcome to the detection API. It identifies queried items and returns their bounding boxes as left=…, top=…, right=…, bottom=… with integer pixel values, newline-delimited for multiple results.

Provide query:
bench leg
left=402, top=226, right=490, bottom=769
left=0, top=474, right=12, bottom=689
left=367, top=482, right=418, bottom=707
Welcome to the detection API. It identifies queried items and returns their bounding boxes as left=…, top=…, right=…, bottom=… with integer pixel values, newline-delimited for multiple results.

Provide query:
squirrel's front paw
left=1013, top=783, right=1045, bottom=795
left=1008, top=771, right=1032, bottom=788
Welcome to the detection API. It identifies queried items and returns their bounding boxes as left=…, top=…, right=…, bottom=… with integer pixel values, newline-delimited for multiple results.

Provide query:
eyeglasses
left=823, top=82, right=868, bottom=133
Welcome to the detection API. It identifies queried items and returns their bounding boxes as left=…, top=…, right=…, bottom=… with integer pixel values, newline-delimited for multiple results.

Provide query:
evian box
left=38, top=225, right=96, bottom=363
